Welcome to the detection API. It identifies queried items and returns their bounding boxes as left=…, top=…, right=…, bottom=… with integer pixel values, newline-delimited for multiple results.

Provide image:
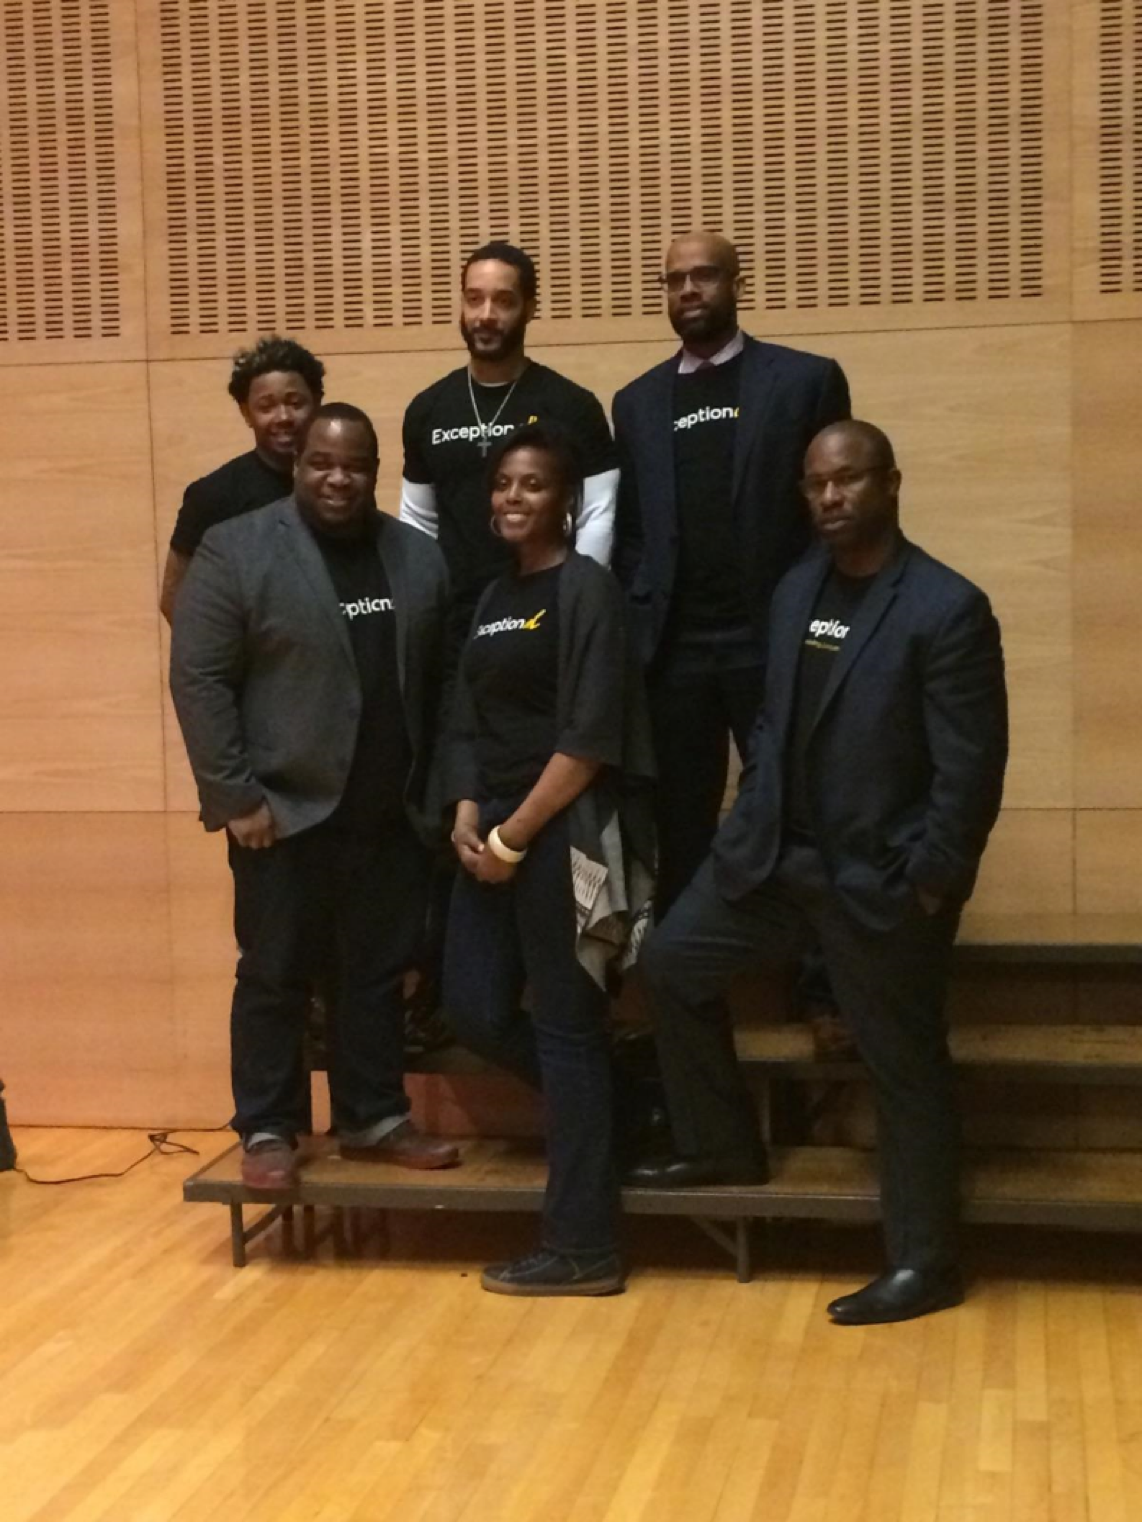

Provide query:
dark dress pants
left=442, top=802, right=618, bottom=1254
left=646, top=641, right=766, bottom=916
left=642, top=844, right=962, bottom=1272
left=646, top=642, right=833, bottom=1011
left=228, top=814, right=431, bottom=1142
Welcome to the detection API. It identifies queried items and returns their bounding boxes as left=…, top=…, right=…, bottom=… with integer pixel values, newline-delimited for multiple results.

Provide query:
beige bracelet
left=486, top=825, right=527, bottom=864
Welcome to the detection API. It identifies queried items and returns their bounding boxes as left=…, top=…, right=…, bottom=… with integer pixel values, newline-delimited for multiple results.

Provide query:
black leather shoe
left=827, top=1267, right=964, bottom=1325
left=623, top=1155, right=769, bottom=1189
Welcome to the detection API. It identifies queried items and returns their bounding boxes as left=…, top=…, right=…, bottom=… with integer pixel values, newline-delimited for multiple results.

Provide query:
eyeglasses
left=657, top=265, right=727, bottom=293
left=800, top=467, right=887, bottom=500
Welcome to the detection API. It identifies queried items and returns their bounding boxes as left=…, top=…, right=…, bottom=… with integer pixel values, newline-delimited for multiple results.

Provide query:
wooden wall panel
left=0, top=363, right=164, bottom=811
left=967, top=810, right=1075, bottom=917
left=0, top=0, right=146, bottom=365
left=1076, top=810, right=1142, bottom=914
left=2, top=3, right=1141, bottom=1128
left=1073, top=319, right=1142, bottom=808
left=0, top=814, right=182, bottom=1127
left=1073, top=0, right=1142, bottom=319
left=136, top=0, right=1069, bottom=361
left=831, top=324, right=1074, bottom=811
left=0, top=813, right=238, bottom=1129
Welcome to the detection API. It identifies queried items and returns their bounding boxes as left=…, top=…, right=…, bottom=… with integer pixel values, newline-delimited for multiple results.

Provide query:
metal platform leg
left=230, top=1202, right=247, bottom=1267
left=689, top=1216, right=754, bottom=1282
left=331, top=1207, right=348, bottom=1255
left=735, top=1218, right=753, bottom=1284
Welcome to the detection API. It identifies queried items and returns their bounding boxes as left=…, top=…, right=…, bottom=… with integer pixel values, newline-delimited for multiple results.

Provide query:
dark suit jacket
left=712, top=537, right=1008, bottom=932
left=611, top=333, right=850, bottom=665
left=170, top=498, right=449, bottom=839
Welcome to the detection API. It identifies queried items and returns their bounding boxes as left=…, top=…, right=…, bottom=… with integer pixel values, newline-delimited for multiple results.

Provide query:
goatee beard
left=460, top=317, right=527, bottom=364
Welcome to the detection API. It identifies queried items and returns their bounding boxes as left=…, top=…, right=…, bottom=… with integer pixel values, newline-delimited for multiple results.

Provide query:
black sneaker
left=481, top=1247, right=625, bottom=1297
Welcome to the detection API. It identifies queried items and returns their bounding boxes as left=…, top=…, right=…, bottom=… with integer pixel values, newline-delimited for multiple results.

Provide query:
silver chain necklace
left=467, top=365, right=524, bottom=457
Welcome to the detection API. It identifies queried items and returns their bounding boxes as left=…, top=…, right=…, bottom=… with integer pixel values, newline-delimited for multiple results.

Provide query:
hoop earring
left=489, top=514, right=504, bottom=538
left=563, top=512, right=574, bottom=540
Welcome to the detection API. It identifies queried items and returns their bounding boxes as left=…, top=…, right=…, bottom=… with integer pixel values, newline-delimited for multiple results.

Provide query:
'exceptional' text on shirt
left=673, top=405, right=740, bottom=432
left=431, top=413, right=540, bottom=446
left=809, top=618, right=850, bottom=641
left=474, top=609, right=547, bottom=638
left=341, top=596, right=394, bottom=620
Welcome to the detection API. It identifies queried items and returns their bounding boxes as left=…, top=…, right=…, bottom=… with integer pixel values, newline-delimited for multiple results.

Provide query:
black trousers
left=646, top=640, right=766, bottom=916
left=642, top=843, right=962, bottom=1272
left=228, top=814, right=431, bottom=1142
left=442, top=802, right=619, bottom=1253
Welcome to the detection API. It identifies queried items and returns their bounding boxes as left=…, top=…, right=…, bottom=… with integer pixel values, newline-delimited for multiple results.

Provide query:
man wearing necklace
left=401, top=241, right=619, bottom=657
left=400, top=244, right=619, bottom=1047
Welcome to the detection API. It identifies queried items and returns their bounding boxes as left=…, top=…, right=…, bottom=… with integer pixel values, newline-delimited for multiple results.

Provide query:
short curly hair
left=227, top=337, right=325, bottom=406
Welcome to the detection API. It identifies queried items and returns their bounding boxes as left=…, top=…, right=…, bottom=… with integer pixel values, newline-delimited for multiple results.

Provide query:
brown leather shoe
left=240, top=1137, right=299, bottom=1190
left=340, top=1120, right=460, bottom=1170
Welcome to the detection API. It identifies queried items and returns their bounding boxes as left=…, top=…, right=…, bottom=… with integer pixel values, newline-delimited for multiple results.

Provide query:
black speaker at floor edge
left=0, top=1080, right=16, bottom=1171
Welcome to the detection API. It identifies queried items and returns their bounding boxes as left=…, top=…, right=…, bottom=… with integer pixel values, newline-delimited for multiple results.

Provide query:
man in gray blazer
left=171, top=402, right=459, bottom=1189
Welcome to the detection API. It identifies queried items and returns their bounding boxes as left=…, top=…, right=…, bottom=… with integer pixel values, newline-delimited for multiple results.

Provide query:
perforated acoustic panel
left=0, top=0, right=143, bottom=356
left=1096, top=0, right=1140, bottom=299
left=142, top=0, right=1067, bottom=354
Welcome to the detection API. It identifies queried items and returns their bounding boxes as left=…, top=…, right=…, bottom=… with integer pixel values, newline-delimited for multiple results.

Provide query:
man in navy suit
left=612, top=232, right=851, bottom=914
left=628, top=421, right=1009, bottom=1325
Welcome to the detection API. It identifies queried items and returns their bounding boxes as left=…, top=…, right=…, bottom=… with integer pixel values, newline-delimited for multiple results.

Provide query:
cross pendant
left=476, top=432, right=491, bottom=457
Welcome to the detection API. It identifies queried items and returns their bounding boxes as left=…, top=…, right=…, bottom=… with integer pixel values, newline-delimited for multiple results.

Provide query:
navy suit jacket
left=711, top=537, right=1009, bottom=932
left=611, top=333, right=850, bottom=665
left=171, top=498, right=449, bottom=839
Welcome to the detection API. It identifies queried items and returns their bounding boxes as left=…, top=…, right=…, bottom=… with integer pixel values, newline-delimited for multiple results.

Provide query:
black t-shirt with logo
left=672, top=354, right=748, bottom=633
left=784, top=567, right=877, bottom=838
left=170, top=450, right=293, bottom=557
left=309, top=515, right=411, bottom=829
left=402, top=362, right=616, bottom=613
left=461, top=561, right=564, bottom=798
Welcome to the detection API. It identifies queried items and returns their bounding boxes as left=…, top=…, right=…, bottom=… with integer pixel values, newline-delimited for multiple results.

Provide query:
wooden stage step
left=186, top=1137, right=1142, bottom=1234
left=955, top=913, right=1142, bottom=963
left=408, top=1024, right=1142, bottom=1085
left=732, top=1022, right=1142, bottom=1083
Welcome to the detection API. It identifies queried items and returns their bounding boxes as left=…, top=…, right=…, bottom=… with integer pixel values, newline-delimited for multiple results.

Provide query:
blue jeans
left=442, top=801, right=618, bottom=1253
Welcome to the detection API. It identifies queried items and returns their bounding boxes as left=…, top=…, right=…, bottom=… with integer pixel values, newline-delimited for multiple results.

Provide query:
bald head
left=809, top=419, right=897, bottom=473
left=663, top=231, right=743, bottom=352
left=666, top=231, right=741, bottom=279
left=801, top=419, right=902, bottom=575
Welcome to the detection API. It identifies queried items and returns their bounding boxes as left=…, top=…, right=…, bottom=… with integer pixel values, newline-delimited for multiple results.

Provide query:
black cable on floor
left=13, top=1126, right=227, bottom=1186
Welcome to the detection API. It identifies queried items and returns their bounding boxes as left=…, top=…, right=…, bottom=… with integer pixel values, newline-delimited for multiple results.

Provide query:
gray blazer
left=170, top=497, right=449, bottom=838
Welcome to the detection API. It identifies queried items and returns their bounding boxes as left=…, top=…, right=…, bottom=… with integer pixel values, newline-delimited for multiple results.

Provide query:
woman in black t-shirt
left=442, top=424, right=654, bottom=1298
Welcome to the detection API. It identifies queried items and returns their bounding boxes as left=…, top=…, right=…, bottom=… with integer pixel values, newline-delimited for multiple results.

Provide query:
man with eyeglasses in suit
left=612, top=232, right=852, bottom=921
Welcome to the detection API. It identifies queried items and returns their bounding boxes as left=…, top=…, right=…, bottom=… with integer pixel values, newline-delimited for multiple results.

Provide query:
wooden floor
left=4, top=1130, right=1142, bottom=1522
